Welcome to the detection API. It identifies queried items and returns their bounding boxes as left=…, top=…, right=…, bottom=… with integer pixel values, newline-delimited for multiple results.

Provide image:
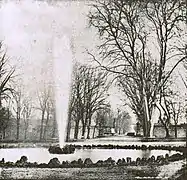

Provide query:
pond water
left=0, top=148, right=178, bottom=163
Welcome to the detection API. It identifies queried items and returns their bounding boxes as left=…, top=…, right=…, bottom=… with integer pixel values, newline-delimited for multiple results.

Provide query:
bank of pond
left=0, top=144, right=186, bottom=168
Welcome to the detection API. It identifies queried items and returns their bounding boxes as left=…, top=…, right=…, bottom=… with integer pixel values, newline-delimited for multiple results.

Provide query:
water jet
left=53, top=35, right=74, bottom=148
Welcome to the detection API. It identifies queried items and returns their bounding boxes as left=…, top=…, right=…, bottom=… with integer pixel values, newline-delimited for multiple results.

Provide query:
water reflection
left=141, top=149, right=151, bottom=159
left=0, top=148, right=177, bottom=163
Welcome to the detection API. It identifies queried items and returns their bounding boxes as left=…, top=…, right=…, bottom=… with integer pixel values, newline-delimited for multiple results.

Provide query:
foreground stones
left=49, top=144, right=187, bottom=154
left=48, top=144, right=187, bottom=155
left=0, top=151, right=185, bottom=168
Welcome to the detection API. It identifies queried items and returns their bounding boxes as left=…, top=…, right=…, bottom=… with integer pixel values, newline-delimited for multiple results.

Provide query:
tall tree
left=43, top=96, right=55, bottom=140
left=0, top=42, right=15, bottom=139
left=0, top=107, right=11, bottom=140
left=115, top=109, right=131, bottom=134
left=50, top=97, right=57, bottom=139
left=69, top=65, right=85, bottom=140
left=12, top=86, right=24, bottom=140
left=37, top=84, right=53, bottom=141
left=0, top=42, right=15, bottom=107
left=69, top=64, right=109, bottom=140
left=170, top=101, right=182, bottom=138
left=94, top=108, right=109, bottom=137
left=88, top=0, right=186, bottom=137
left=22, top=97, right=33, bottom=140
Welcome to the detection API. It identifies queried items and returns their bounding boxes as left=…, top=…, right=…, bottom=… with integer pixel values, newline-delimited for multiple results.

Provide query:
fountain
left=53, top=35, right=73, bottom=148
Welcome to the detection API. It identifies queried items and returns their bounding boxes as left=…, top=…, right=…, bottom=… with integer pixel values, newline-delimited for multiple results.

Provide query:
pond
left=0, top=148, right=178, bottom=163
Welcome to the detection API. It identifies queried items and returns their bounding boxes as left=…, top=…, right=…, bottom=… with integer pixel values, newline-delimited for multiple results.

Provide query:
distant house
left=153, top=123, right=186, bottom=138
left=137, top=123, right=186, bottom=138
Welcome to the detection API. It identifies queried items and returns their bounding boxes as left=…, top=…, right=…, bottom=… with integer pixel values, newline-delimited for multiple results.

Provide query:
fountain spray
left=53, top=35, right=73, bottom=148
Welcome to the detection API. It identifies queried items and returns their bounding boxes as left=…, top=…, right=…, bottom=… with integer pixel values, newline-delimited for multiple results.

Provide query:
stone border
left=49, top=144, right=186, bottom=153
left=0, top=144, right=186, bottom=168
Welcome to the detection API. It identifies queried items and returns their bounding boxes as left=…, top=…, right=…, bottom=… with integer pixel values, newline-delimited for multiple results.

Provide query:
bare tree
left=50, top=97, right=57, bottom=139
left=22, top=97, right=33, bottom=140
left=88, top=0, right=186, bottom=137
left=69, top=64, right=109, bottom=140
left=84, top=67, right=109, bottom=139
left=37, top=85, right=52, bottom=141
left=43, top=95, right=55, bottom=140
left=69, top=65, right=84, bottom=140
left=11, top=81, right=35, bottom=141
left=66, top=83, right=75, bottom=141
left=115, top=109, right=131, bottom=135
left=0, top=107, right=11, bottom=140
left=94, top=109, right=109, bottom=137
left=157, top=91, right=172, bottom=138
left=0, top=42, right=15, bottom=139
left=12, top=86, right=24, bottom=140
left=0, top=42, right=15, bottom=107
left=155, top=83, right=183, bottom=138
left=170, top=101, right=182, bottom=138
left=117, top=59, right=159, bottom=137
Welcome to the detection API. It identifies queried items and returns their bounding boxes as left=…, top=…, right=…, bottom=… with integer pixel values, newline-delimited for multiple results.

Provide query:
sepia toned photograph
left=0, top=0, right=186, bottom=179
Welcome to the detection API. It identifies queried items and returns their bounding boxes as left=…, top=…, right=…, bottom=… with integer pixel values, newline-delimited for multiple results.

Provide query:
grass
left=0, top=165, right=161, bottom=180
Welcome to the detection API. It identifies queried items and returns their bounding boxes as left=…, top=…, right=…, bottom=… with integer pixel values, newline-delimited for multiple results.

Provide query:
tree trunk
left=66, top=121, right=71, bottom=142
left=142, top=117, right=149, bottom=137
left=92, top=125, right=96, bottom=138
left=149, top=121, right=154, bottom=138
left=143, top=86, right=151, bottom=137
left=74, top=119, right=80, bottom=140
left=165, top=124, right=170, bottom=138
left=43, top=111, right=50, bottom=141
left=16, top=112, right=20, bottom=141
left=149, top=105, right=157, bottom=138
left=40, top=111, right=45, bottom=141
left=87, top=115, right=92, bottom=139
left=98, top=126, right=104, bottom=137
left=119, top=128, right=122, bottom=135
left=66, top=110, right=71, bottom=142
left=174, top=123, right=177, bottom=138
left=87, top=126, right=90, bottom=139
left=81, top=124, right=86, bottom=139
left=24, top=125, right=27, bottom=140
left=113, top=118, right=116, bottom=129
left=2, top=129, right=5, bottom=139
left=51, top=112, right=56, bottom=138
left=24, top=130, right=27, bottom=140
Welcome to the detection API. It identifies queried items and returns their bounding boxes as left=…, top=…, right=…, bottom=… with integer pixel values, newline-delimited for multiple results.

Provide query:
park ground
left=0, top=134, right=186, bottom=148
left=0, top=135, right=186, bottom=179
left=0, top=158, right=186, bottom=180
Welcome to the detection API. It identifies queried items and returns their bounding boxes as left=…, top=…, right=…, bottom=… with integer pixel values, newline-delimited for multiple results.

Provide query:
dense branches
left=37, top=85, right=54, bottom=141
left=68, top=64, right=109, bottom=139
left=0, top=42, right=15, bottom=139
left=88, top=0, right=187, bottom=137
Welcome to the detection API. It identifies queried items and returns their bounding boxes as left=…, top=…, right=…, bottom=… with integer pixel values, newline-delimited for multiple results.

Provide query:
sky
left=0, top=0, right=93, bottom=86
left=0, top=0, right=96, bottom=94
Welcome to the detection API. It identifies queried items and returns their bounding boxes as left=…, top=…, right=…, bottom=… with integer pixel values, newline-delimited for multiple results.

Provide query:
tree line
left=66, top=62, right=132, bottom=140
left=67, top=63, right=110, bottom=140
left=0, top=41, right=131, bottom=142
left=0, top=42, right=57, bottom=141
left=88, top=0, right=187, bottom=138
